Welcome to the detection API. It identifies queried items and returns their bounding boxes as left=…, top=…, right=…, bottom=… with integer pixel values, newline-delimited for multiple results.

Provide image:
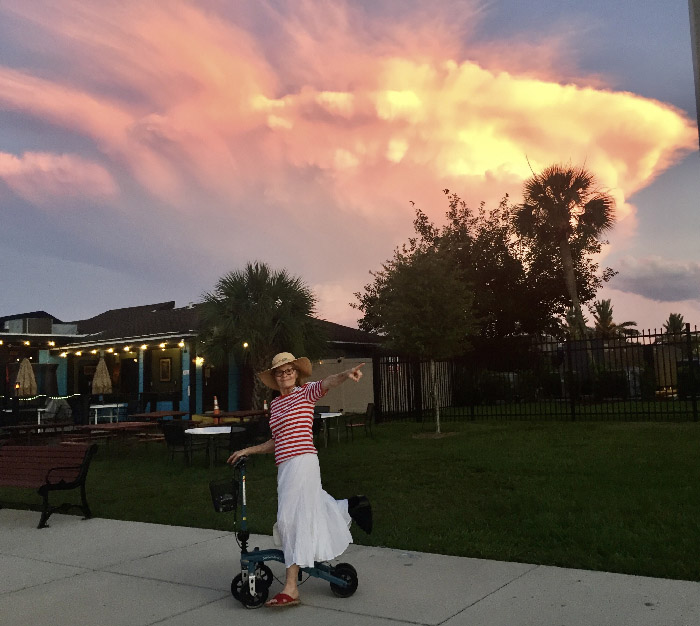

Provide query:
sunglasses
left=274, top=367, right=296, bottom=378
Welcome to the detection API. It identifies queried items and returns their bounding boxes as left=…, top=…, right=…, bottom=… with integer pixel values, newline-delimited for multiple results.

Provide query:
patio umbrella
left=15, top=358, right=38, bottom=398
left=91, top=357, right=113, bottom=395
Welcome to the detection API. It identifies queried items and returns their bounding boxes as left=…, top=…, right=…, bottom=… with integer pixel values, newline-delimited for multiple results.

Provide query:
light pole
left=690, top=0, right=700, bottom=149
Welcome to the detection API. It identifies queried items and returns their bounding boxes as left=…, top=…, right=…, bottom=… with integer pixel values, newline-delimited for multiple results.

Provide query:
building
left=0, top=302, right=381, bottom=419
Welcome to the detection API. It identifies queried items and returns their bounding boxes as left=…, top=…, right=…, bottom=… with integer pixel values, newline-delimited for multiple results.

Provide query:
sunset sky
left=1, top=0, right=698, bottom=331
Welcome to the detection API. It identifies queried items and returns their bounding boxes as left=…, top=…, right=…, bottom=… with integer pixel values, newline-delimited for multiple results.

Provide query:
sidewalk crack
left=436, top=564, right=540, bottom=626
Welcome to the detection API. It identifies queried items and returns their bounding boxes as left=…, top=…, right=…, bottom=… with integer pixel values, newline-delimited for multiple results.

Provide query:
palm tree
left=197, top=262, right=327, bottom=409
left=560, top=307, right=590, bottom=339
left=515, top=164, right=616, bottom=338
left=591, top=299, right=638, bottom=339
left=663, top=313, right=685, bottom=337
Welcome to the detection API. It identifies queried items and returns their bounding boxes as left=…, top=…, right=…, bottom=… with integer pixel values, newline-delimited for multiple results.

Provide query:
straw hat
left=258, top=352, right=312, bottom=390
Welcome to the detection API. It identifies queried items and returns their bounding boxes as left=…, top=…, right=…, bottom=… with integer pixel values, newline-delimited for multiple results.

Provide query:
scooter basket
left=209, top=478, right=238, bottom=513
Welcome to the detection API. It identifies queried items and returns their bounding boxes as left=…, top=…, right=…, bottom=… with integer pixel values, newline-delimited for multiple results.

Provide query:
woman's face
left=274, top=365, right=298, bottom=393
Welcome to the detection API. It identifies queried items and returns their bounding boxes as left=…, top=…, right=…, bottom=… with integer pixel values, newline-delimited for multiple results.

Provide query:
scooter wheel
left=239, top=581, right=269, bottom=609
left=231, top=574, right=243, bottom=600
left=256, top=563, right=274, bottom=588
left=330, top=562, right=358, bottom=597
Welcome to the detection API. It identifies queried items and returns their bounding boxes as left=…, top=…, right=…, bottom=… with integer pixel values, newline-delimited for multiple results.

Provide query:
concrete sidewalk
left=1, top=509, right=698, bottom=626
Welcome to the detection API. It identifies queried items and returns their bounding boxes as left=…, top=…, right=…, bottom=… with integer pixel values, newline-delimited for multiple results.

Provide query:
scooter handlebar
left=231, top=455, right=247, bottom=470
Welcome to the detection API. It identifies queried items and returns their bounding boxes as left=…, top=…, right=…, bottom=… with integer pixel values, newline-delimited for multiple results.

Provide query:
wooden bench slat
left=0, top=445, right=89, bottom=459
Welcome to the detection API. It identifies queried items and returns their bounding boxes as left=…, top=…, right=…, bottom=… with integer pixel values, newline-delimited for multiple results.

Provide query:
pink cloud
left=0, top=0, right=696, bottom=322
left=0, top=151, right=117, bottom=206
left=1, top=0, right=694, bottom=219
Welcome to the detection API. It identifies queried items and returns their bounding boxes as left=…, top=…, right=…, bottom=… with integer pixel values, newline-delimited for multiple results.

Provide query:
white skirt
left=274, top=453, right=352, bottom=568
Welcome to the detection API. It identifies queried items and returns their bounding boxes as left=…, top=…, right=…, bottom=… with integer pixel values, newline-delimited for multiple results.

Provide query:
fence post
left=411, top=358, right=423, bottom=422
left=686, top=323, right=698, bottom=421
left=566, top=338, right=576, bottom=421
left=371, top=356, right=382, bottom=424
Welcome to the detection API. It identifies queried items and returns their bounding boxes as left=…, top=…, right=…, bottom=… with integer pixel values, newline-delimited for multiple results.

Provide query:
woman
left=227, top=352, right=372, bottom=608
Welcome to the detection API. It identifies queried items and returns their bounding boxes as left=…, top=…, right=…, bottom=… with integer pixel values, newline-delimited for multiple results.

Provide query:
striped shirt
left=269, top=380, right=326, bottom=466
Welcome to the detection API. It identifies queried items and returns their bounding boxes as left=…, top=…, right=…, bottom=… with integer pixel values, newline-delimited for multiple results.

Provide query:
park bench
left=0, top=444, right=98, bottom=528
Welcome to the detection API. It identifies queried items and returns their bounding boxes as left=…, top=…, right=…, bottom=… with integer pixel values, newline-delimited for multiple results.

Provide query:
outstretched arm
left=321, top=363, right=365, bottom=392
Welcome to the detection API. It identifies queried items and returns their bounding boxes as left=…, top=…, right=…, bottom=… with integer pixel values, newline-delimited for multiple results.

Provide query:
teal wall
left=39, top=349, right=67, bottom=396
left=181, top=345, right=191, bottom=412
left=196, top=358, right=203, bottom=414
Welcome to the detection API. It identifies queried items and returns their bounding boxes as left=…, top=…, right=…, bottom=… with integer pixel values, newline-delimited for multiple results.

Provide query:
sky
left=0, top=0, right=698, bottom=332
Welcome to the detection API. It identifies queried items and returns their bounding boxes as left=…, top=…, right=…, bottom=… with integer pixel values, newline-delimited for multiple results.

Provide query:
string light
left=107, top=348, right=114, bottom=353
left=24, top=341, right=30, bottom=346
left=140, top=344, right=147, bottom=350
left=48, top=341, right=55, bottom=347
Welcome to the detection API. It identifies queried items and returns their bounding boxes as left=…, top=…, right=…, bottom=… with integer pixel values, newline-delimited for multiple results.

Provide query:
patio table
left=185, top=426, right=245, bottom=468
left=89, top=403, right=127, bottom=424
left=317, top=412, right=343, bottom=447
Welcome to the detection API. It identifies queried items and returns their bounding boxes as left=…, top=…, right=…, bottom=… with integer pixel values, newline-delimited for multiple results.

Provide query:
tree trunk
left=559, top=238, right=586, bottom=337
left=250, top=354, right=272, bottom=410
left=430, top=359, right=441, bottom=434
left=251, top=376, right=269, bottom=410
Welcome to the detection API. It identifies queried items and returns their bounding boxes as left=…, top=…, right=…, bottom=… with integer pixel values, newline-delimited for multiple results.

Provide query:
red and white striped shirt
left=269, top=380, right=326, bottom=466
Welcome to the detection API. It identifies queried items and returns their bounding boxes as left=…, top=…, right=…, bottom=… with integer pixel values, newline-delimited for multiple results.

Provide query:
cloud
left=0, top=151, right=117, bottom=206
left=0, top=0, right=697, bottom=323
left=0, top=1, right=694, bottom=218
left=611, top=257, right=700, bottom=303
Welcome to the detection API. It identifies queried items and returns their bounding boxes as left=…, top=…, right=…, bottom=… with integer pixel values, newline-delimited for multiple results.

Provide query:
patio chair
left=161, top=421, right=207, bottom=465
left=344, top=403, right=374, bottom=441
left=244, top=415, right=271, bottom=447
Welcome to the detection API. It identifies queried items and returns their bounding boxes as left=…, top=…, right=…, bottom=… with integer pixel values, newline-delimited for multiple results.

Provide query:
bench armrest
left=45, top=464, right=83, bottom=485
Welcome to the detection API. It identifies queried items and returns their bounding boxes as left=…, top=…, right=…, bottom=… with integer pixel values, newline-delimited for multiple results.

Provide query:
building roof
left=73, top=301, right=198, bottom=343
left=314, top=318, right=382, bottom=346
left=0, top=310, right=63, bottom=324
left=57, top=301, right=380, bottom=350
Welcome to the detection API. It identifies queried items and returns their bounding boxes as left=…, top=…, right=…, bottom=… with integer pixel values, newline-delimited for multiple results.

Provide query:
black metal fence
left=373, top=324, right=700, bottom=423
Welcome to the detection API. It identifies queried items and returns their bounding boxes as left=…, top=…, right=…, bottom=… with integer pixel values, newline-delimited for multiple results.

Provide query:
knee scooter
left=209, top=456, right=359, bottom=609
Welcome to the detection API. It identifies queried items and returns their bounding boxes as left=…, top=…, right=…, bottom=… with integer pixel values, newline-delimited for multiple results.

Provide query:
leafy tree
left=591, top=299, right=638, bottom=339
left=198, top=262, right=326, bottom=409
left=514, top=164, right=617, bottom=338
left=410, top=191, right=566, bottom=337
left=355, top=247, right=477, bottom=434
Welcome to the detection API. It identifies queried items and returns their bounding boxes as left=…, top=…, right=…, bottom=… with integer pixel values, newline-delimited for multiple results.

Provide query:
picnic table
left=0, top=422, right=78, bottom=445
left=128, top=411, right=189, bottom=421
left=63, top=421, right=160, bottom=445
left=199, top=409, right=267, bottom=424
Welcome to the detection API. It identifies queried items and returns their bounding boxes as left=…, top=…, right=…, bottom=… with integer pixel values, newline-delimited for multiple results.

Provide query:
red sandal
left=265, top=593, right=300, bottom=608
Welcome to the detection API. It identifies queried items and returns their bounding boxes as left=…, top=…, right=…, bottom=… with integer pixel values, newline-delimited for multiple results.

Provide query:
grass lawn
left=2, top=420, right=700, bottom=582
